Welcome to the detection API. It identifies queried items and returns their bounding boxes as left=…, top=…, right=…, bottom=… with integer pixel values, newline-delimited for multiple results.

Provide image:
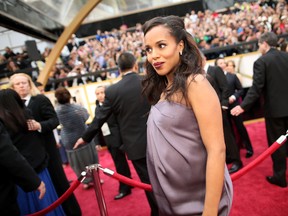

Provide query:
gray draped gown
left=146, top=101, right=233, bottom=216
left=56, top=103, right=98, bottom=183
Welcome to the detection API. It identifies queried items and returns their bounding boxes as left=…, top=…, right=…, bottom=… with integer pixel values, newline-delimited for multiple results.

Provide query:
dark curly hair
left=142, top=15, right=203, bottom=104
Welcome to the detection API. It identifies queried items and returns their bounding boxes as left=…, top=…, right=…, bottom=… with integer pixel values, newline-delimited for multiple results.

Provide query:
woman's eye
left=145, top=48, right=152, bottom=53
left=159, top=44, right=166, bottom=48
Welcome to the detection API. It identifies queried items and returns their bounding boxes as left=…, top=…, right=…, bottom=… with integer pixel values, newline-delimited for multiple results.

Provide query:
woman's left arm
left=188, top=74, right=226, bottom=216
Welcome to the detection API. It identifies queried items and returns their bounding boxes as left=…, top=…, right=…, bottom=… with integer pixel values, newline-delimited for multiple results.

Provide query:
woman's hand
left=27, top=119, right=41, bottom=131
left=37, top=181, right=46, bottom=199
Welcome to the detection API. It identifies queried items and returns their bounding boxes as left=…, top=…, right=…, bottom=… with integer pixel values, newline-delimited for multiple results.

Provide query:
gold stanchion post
left=86, top=164, right=108, bottom=216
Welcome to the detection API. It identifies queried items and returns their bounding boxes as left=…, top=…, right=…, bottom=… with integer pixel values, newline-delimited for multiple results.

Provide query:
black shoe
left=266, top=176, right=287, bottom=188
left=245, top=150, right=253, bottom=158
left=228, top=161, right=243, bottom=174
left=114, top=191, right=131, bottom=200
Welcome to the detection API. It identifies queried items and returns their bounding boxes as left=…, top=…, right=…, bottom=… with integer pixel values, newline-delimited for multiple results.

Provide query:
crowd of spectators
left=185, top=0, right=288, bottom=57
left=0, top=0, right=287, bottom=91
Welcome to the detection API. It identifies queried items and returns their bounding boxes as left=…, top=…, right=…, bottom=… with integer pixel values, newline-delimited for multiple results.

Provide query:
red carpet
left=64, top=121, right=288, bottom=216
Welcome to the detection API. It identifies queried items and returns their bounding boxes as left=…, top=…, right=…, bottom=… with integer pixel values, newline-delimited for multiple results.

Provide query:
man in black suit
left=9, top=73, right=82, bottom=215
left=231, top=32, right=288, bottom=188
left=215, top=57, right=253, bottom=158
left=204, top=58, right=243, bottom=174
left=74, top=52, right=158, bottom=215
left=94, top=85, right=132, bottom=200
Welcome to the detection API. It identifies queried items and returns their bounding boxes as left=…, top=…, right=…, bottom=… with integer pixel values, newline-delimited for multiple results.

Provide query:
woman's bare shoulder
left=187, top=73, right=208, bottom=87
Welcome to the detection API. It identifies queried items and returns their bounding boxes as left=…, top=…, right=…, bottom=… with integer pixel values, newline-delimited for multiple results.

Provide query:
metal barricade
left=86, top=164, right=108, bottom=216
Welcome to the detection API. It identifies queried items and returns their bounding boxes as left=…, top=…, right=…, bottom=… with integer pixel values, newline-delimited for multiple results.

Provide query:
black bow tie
left=22, top=99, right=27, bottom=105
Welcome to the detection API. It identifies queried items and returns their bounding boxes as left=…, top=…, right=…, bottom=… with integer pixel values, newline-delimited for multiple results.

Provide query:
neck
left=166, top=71, right=174, bottom=85
left=122, top=71, right=134, bottom=76
left=265, top=46, right=273, bottom=54
left=21, top=94, right=30, bottom=99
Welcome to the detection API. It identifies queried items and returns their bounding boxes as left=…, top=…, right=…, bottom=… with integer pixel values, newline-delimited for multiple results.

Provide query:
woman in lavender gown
left=142, top=15, right=233, bottom=216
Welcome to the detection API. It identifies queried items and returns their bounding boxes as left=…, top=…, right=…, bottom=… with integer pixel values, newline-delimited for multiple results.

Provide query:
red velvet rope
left=105, top=133, right=287, bottom=187
left=26, top=132, right=287, bottom=216
left=27, top=179, right=81, bottom=216
left=231, top=134, right=287, bottom=181
left=111, top=172, right=152, bottom=192
left=109, top=138, right=285, bottom=190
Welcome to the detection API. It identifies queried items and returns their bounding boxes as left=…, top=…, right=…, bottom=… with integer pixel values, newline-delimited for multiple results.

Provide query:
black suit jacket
left=27, top=94, right=59, bottom=157
left=27, top=94, right=82, bottom=216
left=11, top=129, right=48, bottom=173
left=207, top=65, right=230, bottom=107
left=0, top=121, right=40, bottom=215
left=83, top=72, right=151, bottom=160
left=94, top=101, right=122, bottom=148
left=241, top=48, right=288, bottom=118
left=226, top=72, right=244, bottom=108
left=27, top=94, right=59, bottom=134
